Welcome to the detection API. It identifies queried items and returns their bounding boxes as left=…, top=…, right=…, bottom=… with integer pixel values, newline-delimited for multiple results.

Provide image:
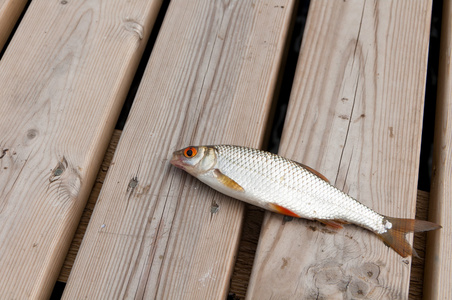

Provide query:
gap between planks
left=423, top=0, right=452, bottom=297
left=58, top=129, right=432, bottom=300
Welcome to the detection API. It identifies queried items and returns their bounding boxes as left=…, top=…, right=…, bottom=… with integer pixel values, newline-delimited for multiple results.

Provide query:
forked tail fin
left=377, top=217, right=441, bottom=258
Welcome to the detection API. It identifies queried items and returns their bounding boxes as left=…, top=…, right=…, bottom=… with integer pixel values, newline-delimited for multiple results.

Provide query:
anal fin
left=269, top=203, right=300, bottom=218
left=316, top=219, right=348, bottom=229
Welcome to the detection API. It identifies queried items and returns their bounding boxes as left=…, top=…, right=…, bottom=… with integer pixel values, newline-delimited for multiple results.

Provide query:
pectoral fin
left=213, top=169, right=244, bottom=192
left=269, top=203, right=300, bottom=218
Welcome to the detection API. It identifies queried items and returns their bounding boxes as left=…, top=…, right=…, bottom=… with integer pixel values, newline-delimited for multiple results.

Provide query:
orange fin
left=317, top=219, right=346, bottom=229
left=294, top=162, right=330, bottom=183
left=269, top=203, right=300, bottom=218
left=377, top=217, right=441, bottom=257
left=213, top=169, right=244, bottom=192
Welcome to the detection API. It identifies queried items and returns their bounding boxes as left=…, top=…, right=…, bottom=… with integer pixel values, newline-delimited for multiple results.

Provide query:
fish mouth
left=170, top=154, right=185, bottom=170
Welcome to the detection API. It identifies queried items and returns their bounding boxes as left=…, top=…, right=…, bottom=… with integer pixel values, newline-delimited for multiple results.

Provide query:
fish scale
left=171, top=145, right=441, bottom=257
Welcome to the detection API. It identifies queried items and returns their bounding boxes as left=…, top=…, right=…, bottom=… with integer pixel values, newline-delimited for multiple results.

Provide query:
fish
left=170, top=145, right=441, bottom=257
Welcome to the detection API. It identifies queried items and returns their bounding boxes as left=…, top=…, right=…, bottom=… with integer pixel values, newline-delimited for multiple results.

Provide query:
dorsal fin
left=294, top=161, right=330, bottom=183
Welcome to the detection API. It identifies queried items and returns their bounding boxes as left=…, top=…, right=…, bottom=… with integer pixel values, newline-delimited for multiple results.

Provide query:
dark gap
left=266, top=1, right=310, bottom=154
left=115, top=0, right=172, bottom=130
left=410, top=1, right=443, bottom=299
left=228, top=1, right=311, bottom=299
left=49, top=281, right=65, bottom=300
left=0, top=0, right=32, bottom=60
left=418, top=0, right=442, bottom=192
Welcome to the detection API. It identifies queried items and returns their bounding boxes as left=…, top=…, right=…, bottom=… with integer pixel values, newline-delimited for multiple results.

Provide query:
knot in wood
left=123, top=18, right=144, bottom=40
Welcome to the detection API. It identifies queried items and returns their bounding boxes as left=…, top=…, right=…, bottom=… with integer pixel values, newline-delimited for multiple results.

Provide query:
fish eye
left=183, top=147, right=197, bottom=158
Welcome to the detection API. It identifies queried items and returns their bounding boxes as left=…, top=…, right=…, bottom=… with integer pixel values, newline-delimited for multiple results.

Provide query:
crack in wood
left=351, top=0, right=366, bottom=73
left=0, top=148, right=8, bottom=159
left=335, top=72, right=360, bottom=185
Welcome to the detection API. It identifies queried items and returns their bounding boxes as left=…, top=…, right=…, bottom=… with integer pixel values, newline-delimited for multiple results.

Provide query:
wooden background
left=0, top=0, right=449, bottom=299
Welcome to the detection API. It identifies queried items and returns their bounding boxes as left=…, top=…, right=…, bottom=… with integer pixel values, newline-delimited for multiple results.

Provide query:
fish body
left=170, top=145, right=441, bottom=257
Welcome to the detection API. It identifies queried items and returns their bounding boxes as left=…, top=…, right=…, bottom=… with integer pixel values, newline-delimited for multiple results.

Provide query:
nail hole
left=211, top=202, right=219, bottom=214
left=54, top=168, right=63, bottom=176
left=128, top=176, right=138, bottom=189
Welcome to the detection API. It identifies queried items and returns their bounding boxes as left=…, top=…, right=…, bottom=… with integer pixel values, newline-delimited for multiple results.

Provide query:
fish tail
left=376, top=217, right=441, bottom=258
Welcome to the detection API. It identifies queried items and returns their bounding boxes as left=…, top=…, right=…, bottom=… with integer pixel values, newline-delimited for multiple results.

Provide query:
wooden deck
left=0, top=0, right=449, bottom=299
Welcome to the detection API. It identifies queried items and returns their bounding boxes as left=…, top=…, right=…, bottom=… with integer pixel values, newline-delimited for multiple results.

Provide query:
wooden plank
left=0, top=0, right=28, bottom=52
left=247, top=1, right=432, bottom=299
left=63, top=0, right=297, bottom=298
left=58, top=129, right=122, bottom=282
left=0, top=0, right=163, bottom=298
left=423, top=0, right=452, bottom=297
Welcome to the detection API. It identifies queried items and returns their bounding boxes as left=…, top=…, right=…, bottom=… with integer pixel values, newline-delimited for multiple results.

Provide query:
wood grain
left=63, top=1, right=297, bottom=299
left=57, top=129, right=122, bottom=282
left=0, top=0, right=28, bottom=52
left=423, top=0, right=452, bottom=298
left=0, top=1, right=162, bottom=298
left=247, top=1, right=432, bottom=299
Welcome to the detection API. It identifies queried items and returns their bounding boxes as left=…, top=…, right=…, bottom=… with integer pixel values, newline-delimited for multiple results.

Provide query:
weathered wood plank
left=58, top=129, right=122, bottom=282
left=247, top=1, right=432, bottom=299
left=0, top=0, right=28, bottom=51
left=0, top=1, right=162, bottom=298
left=423, top=0, right=452, bottom=297
left=63, top=1, right=297, bottom=298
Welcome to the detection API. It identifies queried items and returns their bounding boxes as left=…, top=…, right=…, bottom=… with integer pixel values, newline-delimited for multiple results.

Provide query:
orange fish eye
left=183, top=147, right=197, bottom=158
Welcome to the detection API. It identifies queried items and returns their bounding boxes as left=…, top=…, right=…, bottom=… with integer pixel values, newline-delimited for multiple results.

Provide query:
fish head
left=171, top=146, right=217, bottom=176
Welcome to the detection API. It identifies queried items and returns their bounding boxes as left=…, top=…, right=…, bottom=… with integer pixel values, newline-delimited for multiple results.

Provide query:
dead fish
left=170, top=145, right=441, bottom=257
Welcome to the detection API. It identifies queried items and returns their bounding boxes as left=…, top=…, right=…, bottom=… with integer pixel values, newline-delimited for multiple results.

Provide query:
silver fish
left=170, top=145, right=441, bottom=257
